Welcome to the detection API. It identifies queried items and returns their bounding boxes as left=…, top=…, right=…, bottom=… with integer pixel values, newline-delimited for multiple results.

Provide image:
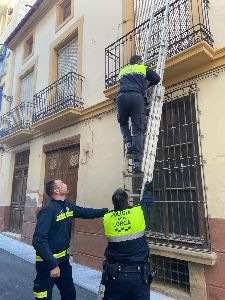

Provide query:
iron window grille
left=150, top=255, right=190, bottom=293
left=105, top=0, right=213, bottom=88
left=133, top=84, right=210, bottom=250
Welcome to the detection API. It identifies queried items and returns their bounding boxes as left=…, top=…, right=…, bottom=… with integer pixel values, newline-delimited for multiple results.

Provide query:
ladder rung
left=123, top=173, right=144, bottom=178
left=150, top=28, right=163, bottom=38
left=147, top=43, right=161, bottom=50
left=129, top=194, right=141, bottom=198
left=151, top=16, right=165, bottom=27
left=145, top=55, right=158, bottom=65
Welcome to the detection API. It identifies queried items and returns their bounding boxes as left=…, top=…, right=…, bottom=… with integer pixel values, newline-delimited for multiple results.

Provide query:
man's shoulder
left=64, top=200, right=74, bottom=208
left=38, top=201, right=56, bottom=215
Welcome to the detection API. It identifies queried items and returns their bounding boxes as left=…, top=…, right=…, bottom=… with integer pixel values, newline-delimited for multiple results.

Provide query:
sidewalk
left=0, top=234, right=174, bottom=300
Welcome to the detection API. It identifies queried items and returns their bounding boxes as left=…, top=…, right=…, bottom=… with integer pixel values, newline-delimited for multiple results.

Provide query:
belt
left=118, top=91, right=140, bottom=95
left=36, top=248, right=70, bottom=262
left=117, top=263, right=146, bottom=273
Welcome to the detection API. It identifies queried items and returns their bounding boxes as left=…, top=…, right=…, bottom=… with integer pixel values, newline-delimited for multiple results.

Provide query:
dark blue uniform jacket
left=118, top=67, right=160, bottom=97
left=32, top=199, right=108, bottom=269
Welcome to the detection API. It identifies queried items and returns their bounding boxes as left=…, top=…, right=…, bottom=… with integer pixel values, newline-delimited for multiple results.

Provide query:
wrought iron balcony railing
left=0, top=102, right=33, bottom=138
left=105, top=0, right=213, bottom=88
left=33, top=72, right=85, bottom=123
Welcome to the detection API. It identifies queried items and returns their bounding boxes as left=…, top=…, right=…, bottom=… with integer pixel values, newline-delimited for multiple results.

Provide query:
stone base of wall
left=205, top=218, right=225, bottom=300
left=0, top=206, right=10, bottom=232
left=73, top=218, right=107, bottom=271
left=21, top=206, right=37, bottom=244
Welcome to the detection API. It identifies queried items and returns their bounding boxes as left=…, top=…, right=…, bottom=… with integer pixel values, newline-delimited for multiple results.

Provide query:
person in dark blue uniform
left=102, top=181, right=153, bottom=300
left=116, top=55, right=160, bottom=173
left=32, top=179, right=108, bottom=300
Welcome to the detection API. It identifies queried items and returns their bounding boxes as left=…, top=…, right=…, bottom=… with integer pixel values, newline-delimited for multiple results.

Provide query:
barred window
left=133, top=84, right=209, bottom=250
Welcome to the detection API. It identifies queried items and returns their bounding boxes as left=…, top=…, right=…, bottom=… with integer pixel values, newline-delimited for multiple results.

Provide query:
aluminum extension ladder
left=123, top=0, right=170, bottom=201
left=97, top=1, right=170, bottom=299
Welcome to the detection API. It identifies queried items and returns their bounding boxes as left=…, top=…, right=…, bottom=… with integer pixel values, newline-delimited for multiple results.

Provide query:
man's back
left=119, top=64, right=160, bottom=96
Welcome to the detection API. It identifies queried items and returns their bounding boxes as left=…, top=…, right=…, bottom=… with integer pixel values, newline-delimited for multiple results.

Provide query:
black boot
left=125, top=141, right=133, bottom=156
left=133, top=161, right=142, bottom=174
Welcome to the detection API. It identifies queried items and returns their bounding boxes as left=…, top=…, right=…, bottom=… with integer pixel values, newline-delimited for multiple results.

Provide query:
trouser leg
left=116, top=94, right=132, bottom=144
left=130, top=93, right=146, bottom=162
left=33, top=269, right=54, bottom=300
left=55, top=261, right=76, bottom=300
left=103, top=272, right=150, bottom=300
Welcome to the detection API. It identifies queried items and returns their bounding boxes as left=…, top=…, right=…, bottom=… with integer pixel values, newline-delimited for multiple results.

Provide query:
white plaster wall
left=11, top=0, right=122, bottom=107
left=198, top=72, right=225, bottom=218
left=0, top=151, right=15, bottom=206
left=75, top=0, right=122, bottom=105
left=25, top=112, right=123, bottom=210
left=0, top=0, right=34, bottom=45
left=209, top=0, right=225, bottom=50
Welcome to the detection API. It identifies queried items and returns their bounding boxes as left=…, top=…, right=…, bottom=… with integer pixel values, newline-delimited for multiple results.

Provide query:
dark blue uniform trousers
left=33, top=260, right=76, bottom=300
left=103, top=272, right=150, bottom=300
left=116, top=92, right=146, bottom=162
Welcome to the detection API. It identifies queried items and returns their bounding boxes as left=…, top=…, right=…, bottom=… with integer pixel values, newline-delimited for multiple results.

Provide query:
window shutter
left=57, top=37, right=78, bottom=79
left=21, top=72, right=33, bottom=103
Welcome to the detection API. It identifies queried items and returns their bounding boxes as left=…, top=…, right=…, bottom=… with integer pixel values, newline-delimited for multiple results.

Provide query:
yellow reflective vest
left=103, top=206, right=146, bottom=243
left=119, top=64, right=147, bottom=79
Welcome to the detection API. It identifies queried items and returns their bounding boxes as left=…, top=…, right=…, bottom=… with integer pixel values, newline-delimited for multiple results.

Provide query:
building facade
left=0, top=0, right=225, bottom=299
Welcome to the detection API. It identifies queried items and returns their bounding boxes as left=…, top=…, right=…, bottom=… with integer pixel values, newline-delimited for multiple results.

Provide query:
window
left=20, top=72, right=33, bottom=103
left=0, top=84, right=4, bottom=115
left=63, top=0, right=71, bottom=21
left=0, top=7, right=14, bottom=33
left=133, top=84, right=209, bottom=250
left=24, top=35, right=33, bottom=60
left=57, top=0, right=72, bottom=27
left=150, top=255, right=190, bottom=293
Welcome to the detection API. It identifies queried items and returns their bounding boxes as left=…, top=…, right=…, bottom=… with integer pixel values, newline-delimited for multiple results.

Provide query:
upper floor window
left=56, top=0, right=72, bottom=29
left=0, top=6, right=13, bottom=33
left=20, top=72, right=33, bottom=103
left=24, top=35, right=34, bottom=61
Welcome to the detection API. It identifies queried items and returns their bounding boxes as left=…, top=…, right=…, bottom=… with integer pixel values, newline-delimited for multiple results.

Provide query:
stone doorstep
left=1, top=231, right=22, bottom=241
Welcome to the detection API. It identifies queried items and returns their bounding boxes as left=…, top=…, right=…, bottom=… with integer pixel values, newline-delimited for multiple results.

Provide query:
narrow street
left=0, top=249, right=96, bottom=300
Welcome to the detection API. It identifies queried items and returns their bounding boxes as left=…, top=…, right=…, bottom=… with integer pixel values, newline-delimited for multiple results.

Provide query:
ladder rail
left=121, top=0, right=170, bottom=201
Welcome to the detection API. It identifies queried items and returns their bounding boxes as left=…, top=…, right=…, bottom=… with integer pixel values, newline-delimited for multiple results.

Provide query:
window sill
left=22, top=52, right=34, bottom=65
left=149, top=243, right=217, bottom=266
left=55, top=14, right=73, bottom=33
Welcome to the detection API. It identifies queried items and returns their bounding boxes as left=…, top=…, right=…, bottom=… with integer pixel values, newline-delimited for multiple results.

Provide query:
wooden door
left=44, top=145, right=80, bottom=204
left=10, top=151, right=30, bottom=233
left=44, top=145, right=80, bottom=253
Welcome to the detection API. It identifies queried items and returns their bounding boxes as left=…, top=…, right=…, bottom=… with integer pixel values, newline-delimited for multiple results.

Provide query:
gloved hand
left=144, top=181, right=153, bottom=192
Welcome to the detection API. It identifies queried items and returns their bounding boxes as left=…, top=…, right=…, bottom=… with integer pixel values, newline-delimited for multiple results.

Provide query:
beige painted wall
left=209, top=0, right=225, bottom=50
left=0, top=150, right=15, bottom=206
left=198, top=72, right=225, bottom=218
left=24, top=111, right=123, bottom=209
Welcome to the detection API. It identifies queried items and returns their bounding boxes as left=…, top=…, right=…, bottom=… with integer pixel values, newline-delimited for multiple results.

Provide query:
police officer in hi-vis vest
left=102, top=181, right=153, bottom=300
left=116, top=55, right=160, bottom=173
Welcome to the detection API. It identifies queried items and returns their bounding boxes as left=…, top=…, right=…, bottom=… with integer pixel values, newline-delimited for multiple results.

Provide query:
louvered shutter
left=57, top=37, right=78, bottom=79
left=21, top=72, right=33, bottom=103
left=57, top=37, right=78, bottom=103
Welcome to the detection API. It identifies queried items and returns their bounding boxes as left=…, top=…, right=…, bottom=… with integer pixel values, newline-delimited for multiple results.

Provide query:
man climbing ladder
left=116, top=55, right=160, bottom=174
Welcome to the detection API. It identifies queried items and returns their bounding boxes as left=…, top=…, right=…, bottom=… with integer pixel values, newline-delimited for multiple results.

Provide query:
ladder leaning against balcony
left=122, top=0, right=170, bottom=200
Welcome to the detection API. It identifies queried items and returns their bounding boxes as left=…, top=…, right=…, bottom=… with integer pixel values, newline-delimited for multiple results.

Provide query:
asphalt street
left=0, top=248, right=97, bottom=300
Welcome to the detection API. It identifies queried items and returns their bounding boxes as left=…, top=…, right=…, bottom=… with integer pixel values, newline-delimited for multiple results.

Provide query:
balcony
left=105, top=0, right=213, bottom=90
left=0, top=102, right=33, bottom=147
left=32, top=72, right=85, bottom=133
